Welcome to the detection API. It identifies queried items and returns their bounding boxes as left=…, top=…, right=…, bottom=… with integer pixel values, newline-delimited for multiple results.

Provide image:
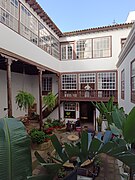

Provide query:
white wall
left=0, top=24, right=60, bottom=72
left=0, top=69, right=60, bottom=118
left=60, top=28, right=131, bottom=72
left=118, top=45, right=135, bottom=114
left=0, top=24, right=131, bottom=74
left=0, top=70, right=39, bottom=118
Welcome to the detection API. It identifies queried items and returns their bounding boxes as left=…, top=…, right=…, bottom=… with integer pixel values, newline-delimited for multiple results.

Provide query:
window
left=131, top=60, right=135, bottom=103
left=42, top=77, right=52, bottom=95
left=76, top=39, right=92, bottom=59
left=20, top=5, right=38, bottom=44
left=51, top=36, right=60, bottom=59
left=39, top=22, right=51, bottom=54
left=0, top=0, right=18, bottom=31
left=61, top=44, right=73, bottom=60
left=93, top=37, right=111, bottom=58
left=61, top=74, right=77, bottom=90
left=79, top=73, right=96, bottom=89
left=64, top=102, right=76, bottom=119
left=121, top=70, right=125, bottom=99
left=121, top=38, right=126, bottom=49
left=97, top=72, right=116, bottom=90
left=76, top=36, right=111, bottom=59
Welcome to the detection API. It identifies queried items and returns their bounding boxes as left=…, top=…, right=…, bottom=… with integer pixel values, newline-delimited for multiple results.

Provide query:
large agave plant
left=0, top=118, right=32, bottom=180
left=29, top=128, right=135, bottom=179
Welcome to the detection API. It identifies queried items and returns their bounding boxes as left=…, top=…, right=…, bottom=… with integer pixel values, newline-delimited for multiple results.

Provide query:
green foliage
left=96, top=114, right=103, bottom=126
left=43, top=92, right=56, bottom=110
left=16, top=90, right=35, bottom=111
left=29, top=129, right=47, bottom=144
left=0, top=118, right=32, bottom=180
left=92, top=97, right=115, bottom=127
left=33, top=130, right=135, bottom=179
left=51, top=134, right=68, bottom=162
left=123, top=107, right=135, bottom=143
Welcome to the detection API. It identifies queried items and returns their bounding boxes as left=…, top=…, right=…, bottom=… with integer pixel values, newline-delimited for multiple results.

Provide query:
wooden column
left=6, top=59, right=12, bottom=117
left=57, top=73, right=61, bottom=120
left=38, top=69, right=43, bottom=130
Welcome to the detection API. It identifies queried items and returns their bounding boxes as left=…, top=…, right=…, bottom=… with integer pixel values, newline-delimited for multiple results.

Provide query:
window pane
left=93, top=37, right=111, bottom=58
left=61, top=74, right=77, bottom=90
left=97, top=72, right=116, bottom=90
left=76, top=39, right=92, bottom=59
left=42, top=77, right=52, bottom=92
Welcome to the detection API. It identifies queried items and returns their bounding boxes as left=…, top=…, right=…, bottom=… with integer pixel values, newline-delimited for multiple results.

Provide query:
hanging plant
left=15, top=90, right=35, bottom=111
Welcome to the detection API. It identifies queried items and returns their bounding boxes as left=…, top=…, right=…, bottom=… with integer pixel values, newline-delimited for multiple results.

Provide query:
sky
left=36, top=0, right=135, bottom=32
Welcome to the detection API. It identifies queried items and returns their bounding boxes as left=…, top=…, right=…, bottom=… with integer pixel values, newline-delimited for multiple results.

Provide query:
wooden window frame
left=121, top=38, right=126, bottom=49
left=131, top=59, right=135, bottom=103
left=61, top=44, right=73, bottom=60
left=121, top=69, right=125, bottom=99
left=42, top=77, right=52, bottom=95
left=64, top=102, right=76, bottom=119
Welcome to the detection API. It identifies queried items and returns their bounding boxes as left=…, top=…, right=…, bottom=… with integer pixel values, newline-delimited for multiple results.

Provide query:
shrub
left=29, top=129, right=46, bottom=144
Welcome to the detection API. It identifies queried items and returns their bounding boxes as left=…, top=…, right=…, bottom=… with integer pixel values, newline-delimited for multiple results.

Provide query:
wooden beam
left=57, top=73, right=61, bottom=120
left=38, top=69, right=43, bottom=130
left=6, top=59, right=12, bottom=117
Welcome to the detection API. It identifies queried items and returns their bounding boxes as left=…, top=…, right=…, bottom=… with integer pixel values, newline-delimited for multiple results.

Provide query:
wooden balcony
left=60, top=90, right=118, bottom=102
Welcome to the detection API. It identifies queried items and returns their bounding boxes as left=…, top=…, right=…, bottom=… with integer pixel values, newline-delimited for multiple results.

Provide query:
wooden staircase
left=42, top=93, right=58, bottom=119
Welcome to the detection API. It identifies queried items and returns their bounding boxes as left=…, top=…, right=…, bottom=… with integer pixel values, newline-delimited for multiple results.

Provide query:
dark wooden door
left=80, top=102, right=94, bottom=123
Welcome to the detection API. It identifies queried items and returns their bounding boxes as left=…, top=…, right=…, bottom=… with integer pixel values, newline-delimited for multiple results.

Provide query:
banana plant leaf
left=112, top=108, right=126, bottom=130
left=123, top=107, right=135, bottom=143
left=106, top=96, right=114, bottom=112
left=0, top=118, right=32, bottom=180
left=110, top=123, right=122, bottom=136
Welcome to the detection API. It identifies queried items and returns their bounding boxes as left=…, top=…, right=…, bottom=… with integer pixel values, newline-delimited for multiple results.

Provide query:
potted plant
left=29, top=128, right=51, bottom=151
left=43, top=92, right=56, bottom=110
left=16, top=90, right=35, bottom=112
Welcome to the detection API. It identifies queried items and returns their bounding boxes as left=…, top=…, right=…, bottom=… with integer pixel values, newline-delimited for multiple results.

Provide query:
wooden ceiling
left=0, top=56, right=55, bottom=75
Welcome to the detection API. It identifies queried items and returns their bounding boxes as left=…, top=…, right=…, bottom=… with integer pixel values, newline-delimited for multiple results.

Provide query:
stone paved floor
left=95, top=154, right=121, bottom=180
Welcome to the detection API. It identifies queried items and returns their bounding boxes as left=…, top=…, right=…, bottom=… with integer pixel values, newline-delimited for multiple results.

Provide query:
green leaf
left=0, top=118, right=32, bottom=180
left=110, top=123, right=122, bottom=136
left=123, top=107, right=135, bottom=143
left=41, top=163, right=62, bottom=175
left=34, top=151, right=46, bottom=164
left=51, top=134, right=68, bottom=162
left=115, top=151, right=135, bottom=170
left=80, top=131, right=88, bottom=163
left=89, top=138, right=102, bottom=158
left=106, top=96, right=114, bottom=112
left=43, top=92, right=56, bottom=110
left=112, top=108, right=125, bottom=130
left=98, top=141, right=118, bottom=154
left=64, top=143, right=80, bottom=158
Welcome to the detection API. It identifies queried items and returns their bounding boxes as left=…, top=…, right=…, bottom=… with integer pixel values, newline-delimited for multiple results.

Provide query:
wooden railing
left=60, top=90, right=118, bottom=102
